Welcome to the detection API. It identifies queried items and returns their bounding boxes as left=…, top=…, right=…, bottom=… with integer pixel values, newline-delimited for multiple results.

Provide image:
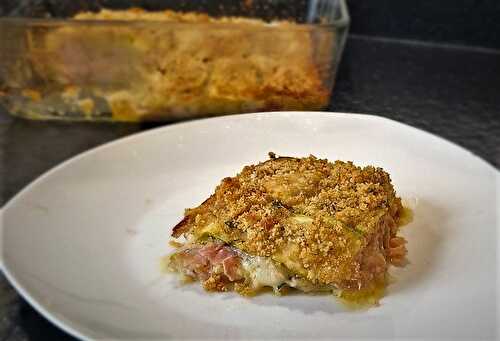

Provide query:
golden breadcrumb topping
left=75, top=8, right=295, bottom=26
left=25, top=8, right=330, bottom=121
left=173, top=154, right=405, bottom=290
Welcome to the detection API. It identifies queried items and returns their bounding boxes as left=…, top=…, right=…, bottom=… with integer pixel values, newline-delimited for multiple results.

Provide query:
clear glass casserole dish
left=0, top=0, right=349, bottom=122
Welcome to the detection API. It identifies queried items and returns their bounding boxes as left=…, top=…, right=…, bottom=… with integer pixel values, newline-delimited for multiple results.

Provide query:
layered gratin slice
left=166, top=154, right=408, bottom=302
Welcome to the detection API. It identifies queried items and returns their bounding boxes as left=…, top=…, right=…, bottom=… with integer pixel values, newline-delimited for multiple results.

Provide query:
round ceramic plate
left=1, top=112, right=498, bottom=340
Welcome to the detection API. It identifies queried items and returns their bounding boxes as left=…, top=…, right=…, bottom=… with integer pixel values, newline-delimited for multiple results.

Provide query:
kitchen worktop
left=0, top=35, right=499, bottom=340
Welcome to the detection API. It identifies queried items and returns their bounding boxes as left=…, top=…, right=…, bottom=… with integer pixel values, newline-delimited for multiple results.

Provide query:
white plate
left=1, top=112, right=498, bottom=340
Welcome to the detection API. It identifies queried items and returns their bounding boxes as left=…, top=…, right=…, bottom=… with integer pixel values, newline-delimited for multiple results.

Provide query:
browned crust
left=262, top=155, right=299, bottom=163
left=25, top=8, right=330, bottom=121
left=172, top=194, right=216, bottom=237
left=172, top=216, right=190, bottom=238
left=170, top=154, right=406, bottom=289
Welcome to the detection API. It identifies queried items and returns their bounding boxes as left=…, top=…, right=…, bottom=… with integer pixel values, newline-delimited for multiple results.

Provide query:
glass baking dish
left=0, top=0, right=349, bottom=122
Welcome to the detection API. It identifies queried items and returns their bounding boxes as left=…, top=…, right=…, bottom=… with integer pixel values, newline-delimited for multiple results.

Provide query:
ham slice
left=198, top=243, right=222, bottom=259
left=222, top=256, right=242, bottom=281
left=172, top=243, right=243, bottom=281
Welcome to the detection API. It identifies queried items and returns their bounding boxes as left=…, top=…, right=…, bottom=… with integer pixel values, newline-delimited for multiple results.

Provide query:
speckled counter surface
left=0, top=36, right=499, bottom=340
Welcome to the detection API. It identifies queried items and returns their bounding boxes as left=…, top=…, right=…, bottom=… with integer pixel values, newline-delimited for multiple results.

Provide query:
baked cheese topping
left=26, top=8, right=329, bottom=121
left=167, top=154, right=408, bottom=303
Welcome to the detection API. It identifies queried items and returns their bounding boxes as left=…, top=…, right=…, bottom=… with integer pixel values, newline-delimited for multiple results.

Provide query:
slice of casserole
left=167, top=154, right=408, bottom=302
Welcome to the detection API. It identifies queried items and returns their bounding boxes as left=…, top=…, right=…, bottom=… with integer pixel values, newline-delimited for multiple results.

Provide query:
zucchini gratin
left=166, top=154, right=409, bottom=303
left=18, top=8, right=330, bottom=121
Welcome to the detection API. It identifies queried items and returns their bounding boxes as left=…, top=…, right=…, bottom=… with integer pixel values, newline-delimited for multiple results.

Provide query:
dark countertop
left=332, top=35, right=500, bottom=167
left=347, top=0, right=500, bottom=49
left=0, top=35, right=499, bottom=340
